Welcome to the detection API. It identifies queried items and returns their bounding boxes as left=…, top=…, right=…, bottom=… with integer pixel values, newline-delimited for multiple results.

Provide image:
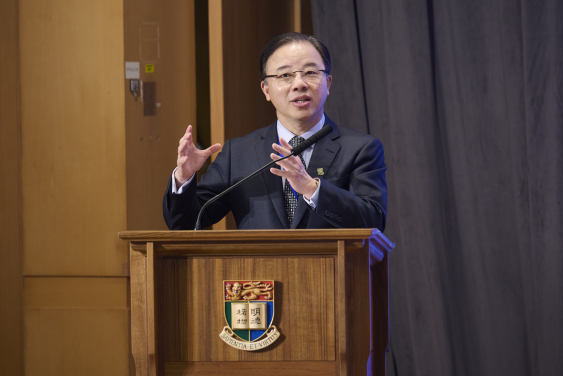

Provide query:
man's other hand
left=270, top=137, right=318, bottom=200
left=175, top=125, right=221, bottom=187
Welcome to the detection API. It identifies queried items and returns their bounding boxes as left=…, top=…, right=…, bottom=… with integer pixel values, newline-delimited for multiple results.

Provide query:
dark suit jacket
left=163, top=115, right=387, bottom=230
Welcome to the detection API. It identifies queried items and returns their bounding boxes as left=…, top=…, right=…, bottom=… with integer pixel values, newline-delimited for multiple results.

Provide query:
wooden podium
left=119, top=229, right=394, bottom=376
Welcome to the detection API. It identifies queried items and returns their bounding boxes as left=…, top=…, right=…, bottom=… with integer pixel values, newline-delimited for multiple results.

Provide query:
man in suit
left=163, top=32, right=387, bottom=230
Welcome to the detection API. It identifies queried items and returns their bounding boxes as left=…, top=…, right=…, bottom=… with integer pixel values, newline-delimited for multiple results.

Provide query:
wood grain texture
left=123, top=0, right=196, bottom=232
left=0, top=0, right=23, bottom=374
left=345, top=242, right=371, bottom=375
left=208, top=0, right=224, bottom=162
left=165, top=361, right=336, bottom=375
left=16, top=0, right=130, bottom=374
left=24, top=277, right=127, bottom=309
left=131, top=247, right=148, bottom=376
left=293, top=0, right=302, bottom=32
left=221, top=0, right=292, bottom=142
left=155, top=255, right=169, bottom=376
left=119, top=229, right=377, bottom=242
left=147, top=243, right=158, bottom=375
left=161, top=257, right=335, bottom=362
left=208, top=0, right=226, bottom=231
left=22, top=276, right=129, bottom=376
left=19, top=0, right=127, bottom=276
left=131, top=242, right=339, bottom=255
left=124, top=230, right=393, bottom=375
left=24, top=308, right=129, bottom=376
left=337, top=241, right=347, bottom=375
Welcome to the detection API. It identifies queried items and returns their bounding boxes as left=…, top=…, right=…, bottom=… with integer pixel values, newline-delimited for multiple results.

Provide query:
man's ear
left=261, top=80, right=271, bottom=101
left=326, top=75, right=332, bottom=95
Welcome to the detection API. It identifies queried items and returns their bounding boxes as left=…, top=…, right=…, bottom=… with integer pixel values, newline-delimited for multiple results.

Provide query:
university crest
left=219, top=280, right=280, bottom=351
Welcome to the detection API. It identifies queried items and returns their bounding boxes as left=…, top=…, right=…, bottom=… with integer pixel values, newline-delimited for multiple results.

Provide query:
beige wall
left=2, top=0, right=129, bottom=374
left=23, top=278, right=129, bottom=376
left=124, top=0, right=196, bottom=232
left=19, top=0, right=128, bottom=277
left=18, top=0, right=129, bottom=372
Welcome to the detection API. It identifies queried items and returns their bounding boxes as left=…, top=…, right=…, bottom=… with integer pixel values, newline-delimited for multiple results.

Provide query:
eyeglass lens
left=276, top=70, right=323, bottom=85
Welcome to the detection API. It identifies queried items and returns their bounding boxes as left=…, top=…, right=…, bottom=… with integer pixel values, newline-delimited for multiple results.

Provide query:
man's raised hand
left=270, top=137, right=318, bottom=200
left=174, top=125, right=221, bottom=187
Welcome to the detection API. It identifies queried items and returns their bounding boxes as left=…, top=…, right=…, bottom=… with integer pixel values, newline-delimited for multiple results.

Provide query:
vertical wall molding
left=208, top=0, right=227, bottom=230
left=0, top=0, right=23, bottom=373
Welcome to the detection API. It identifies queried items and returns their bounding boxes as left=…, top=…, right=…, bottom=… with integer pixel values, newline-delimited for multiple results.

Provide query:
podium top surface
left=119, top=228, right=381, bottom=242
left=119, top=229, right=395, bottom=261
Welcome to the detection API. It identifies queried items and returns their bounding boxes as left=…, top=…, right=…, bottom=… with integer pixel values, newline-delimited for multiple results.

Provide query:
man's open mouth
left=292, top=97, right=311, bottom=103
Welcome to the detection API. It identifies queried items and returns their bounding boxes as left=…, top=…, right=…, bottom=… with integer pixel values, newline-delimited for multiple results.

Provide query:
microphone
left=194, top=123, right=334, bottom=230
left=291, top=124, right=333, bottom=155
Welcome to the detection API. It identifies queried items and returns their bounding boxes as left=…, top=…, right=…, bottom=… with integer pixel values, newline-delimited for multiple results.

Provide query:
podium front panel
left=161, top=256, right=336, bottom=363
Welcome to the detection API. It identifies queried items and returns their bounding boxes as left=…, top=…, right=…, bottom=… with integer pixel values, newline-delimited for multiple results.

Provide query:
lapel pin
left=317, top=168, right=325, bottom=176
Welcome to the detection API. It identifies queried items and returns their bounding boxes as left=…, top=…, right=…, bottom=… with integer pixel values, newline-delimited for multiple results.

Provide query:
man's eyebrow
left=275, top=65, right=292, bottom=71
left=276, top=62, right=321, bottom=71
left=302, top=62, right=320, bottom=69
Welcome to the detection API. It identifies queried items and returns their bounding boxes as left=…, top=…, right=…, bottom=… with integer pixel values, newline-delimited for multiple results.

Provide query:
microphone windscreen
left=292, top=124, right=333, bottom=155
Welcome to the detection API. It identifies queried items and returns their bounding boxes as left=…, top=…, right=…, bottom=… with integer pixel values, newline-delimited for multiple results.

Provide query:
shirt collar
left=276, top=114, right=325, bottom=148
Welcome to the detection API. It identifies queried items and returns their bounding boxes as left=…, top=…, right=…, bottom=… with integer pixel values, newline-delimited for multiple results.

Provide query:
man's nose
left=292, top=72, right=309, bottom=90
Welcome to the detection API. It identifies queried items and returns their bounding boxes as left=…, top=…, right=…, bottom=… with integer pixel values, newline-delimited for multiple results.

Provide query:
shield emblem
left=223, top=280, right=274, bottom=343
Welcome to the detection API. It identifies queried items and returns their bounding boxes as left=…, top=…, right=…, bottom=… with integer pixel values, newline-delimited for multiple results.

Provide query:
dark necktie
left=284, top=136, right=307, bottom=226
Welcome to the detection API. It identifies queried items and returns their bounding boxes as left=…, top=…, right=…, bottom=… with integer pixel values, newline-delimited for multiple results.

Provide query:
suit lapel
left=255, top=122, right=289, bottom=229
left=291, top=119, right=341, bottom=229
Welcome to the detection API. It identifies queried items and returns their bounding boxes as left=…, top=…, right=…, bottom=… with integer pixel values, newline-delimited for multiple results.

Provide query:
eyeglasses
left=264, top=69, right=327, bottom=85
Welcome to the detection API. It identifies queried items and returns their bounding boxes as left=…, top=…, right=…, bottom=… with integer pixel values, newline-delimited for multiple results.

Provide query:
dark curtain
left=311, top=0, right=563, bottom=374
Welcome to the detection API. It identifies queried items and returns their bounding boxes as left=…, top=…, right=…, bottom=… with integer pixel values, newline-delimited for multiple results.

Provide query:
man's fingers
left=179, top=125, right=192, bottom=144
left=269, top=165, right=306, bottom=180
left=277, top=139, right=306, bottom=167
left=270, top=153, right=299, bottom=171
left=270, top=150, right=304, bottom=169
left=179, top=130, right=193, bottom=149
left=270, top=167, right=288, bottom=177
left=179, top=131, right=197, bottom=156
left=204, top=143, right=222, bottom=157
left=178, top=139, right=186, bottom=154
left=272, top=142, right=291, bottom=157
left=279, top=137, right=293, bottom=151
left=178, top=139, right=191, bottom=156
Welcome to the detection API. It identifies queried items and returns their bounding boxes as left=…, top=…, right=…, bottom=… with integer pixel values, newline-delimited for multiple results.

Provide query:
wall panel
left=17, top=0, right=130, bottom=374
left=19, top=0, right=127, bottom=276
left=24, top=277, right=128, bottom=308
left=0, top=0, right=23, bottom=374
left=24, top=309, right=129, bottom=376
left=221, top=0, right=294, bottom=141
left=23, top=277, right=129, bottom=376
left=124, top=0, right=197, bottom=231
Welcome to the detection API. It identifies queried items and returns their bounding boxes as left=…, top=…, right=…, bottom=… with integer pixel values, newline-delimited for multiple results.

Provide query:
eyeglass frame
left=264, top=69, right=328, bottom=84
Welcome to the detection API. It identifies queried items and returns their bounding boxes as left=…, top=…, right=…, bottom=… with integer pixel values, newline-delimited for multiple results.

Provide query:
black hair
left=260, top=32, right=331, bottom=81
